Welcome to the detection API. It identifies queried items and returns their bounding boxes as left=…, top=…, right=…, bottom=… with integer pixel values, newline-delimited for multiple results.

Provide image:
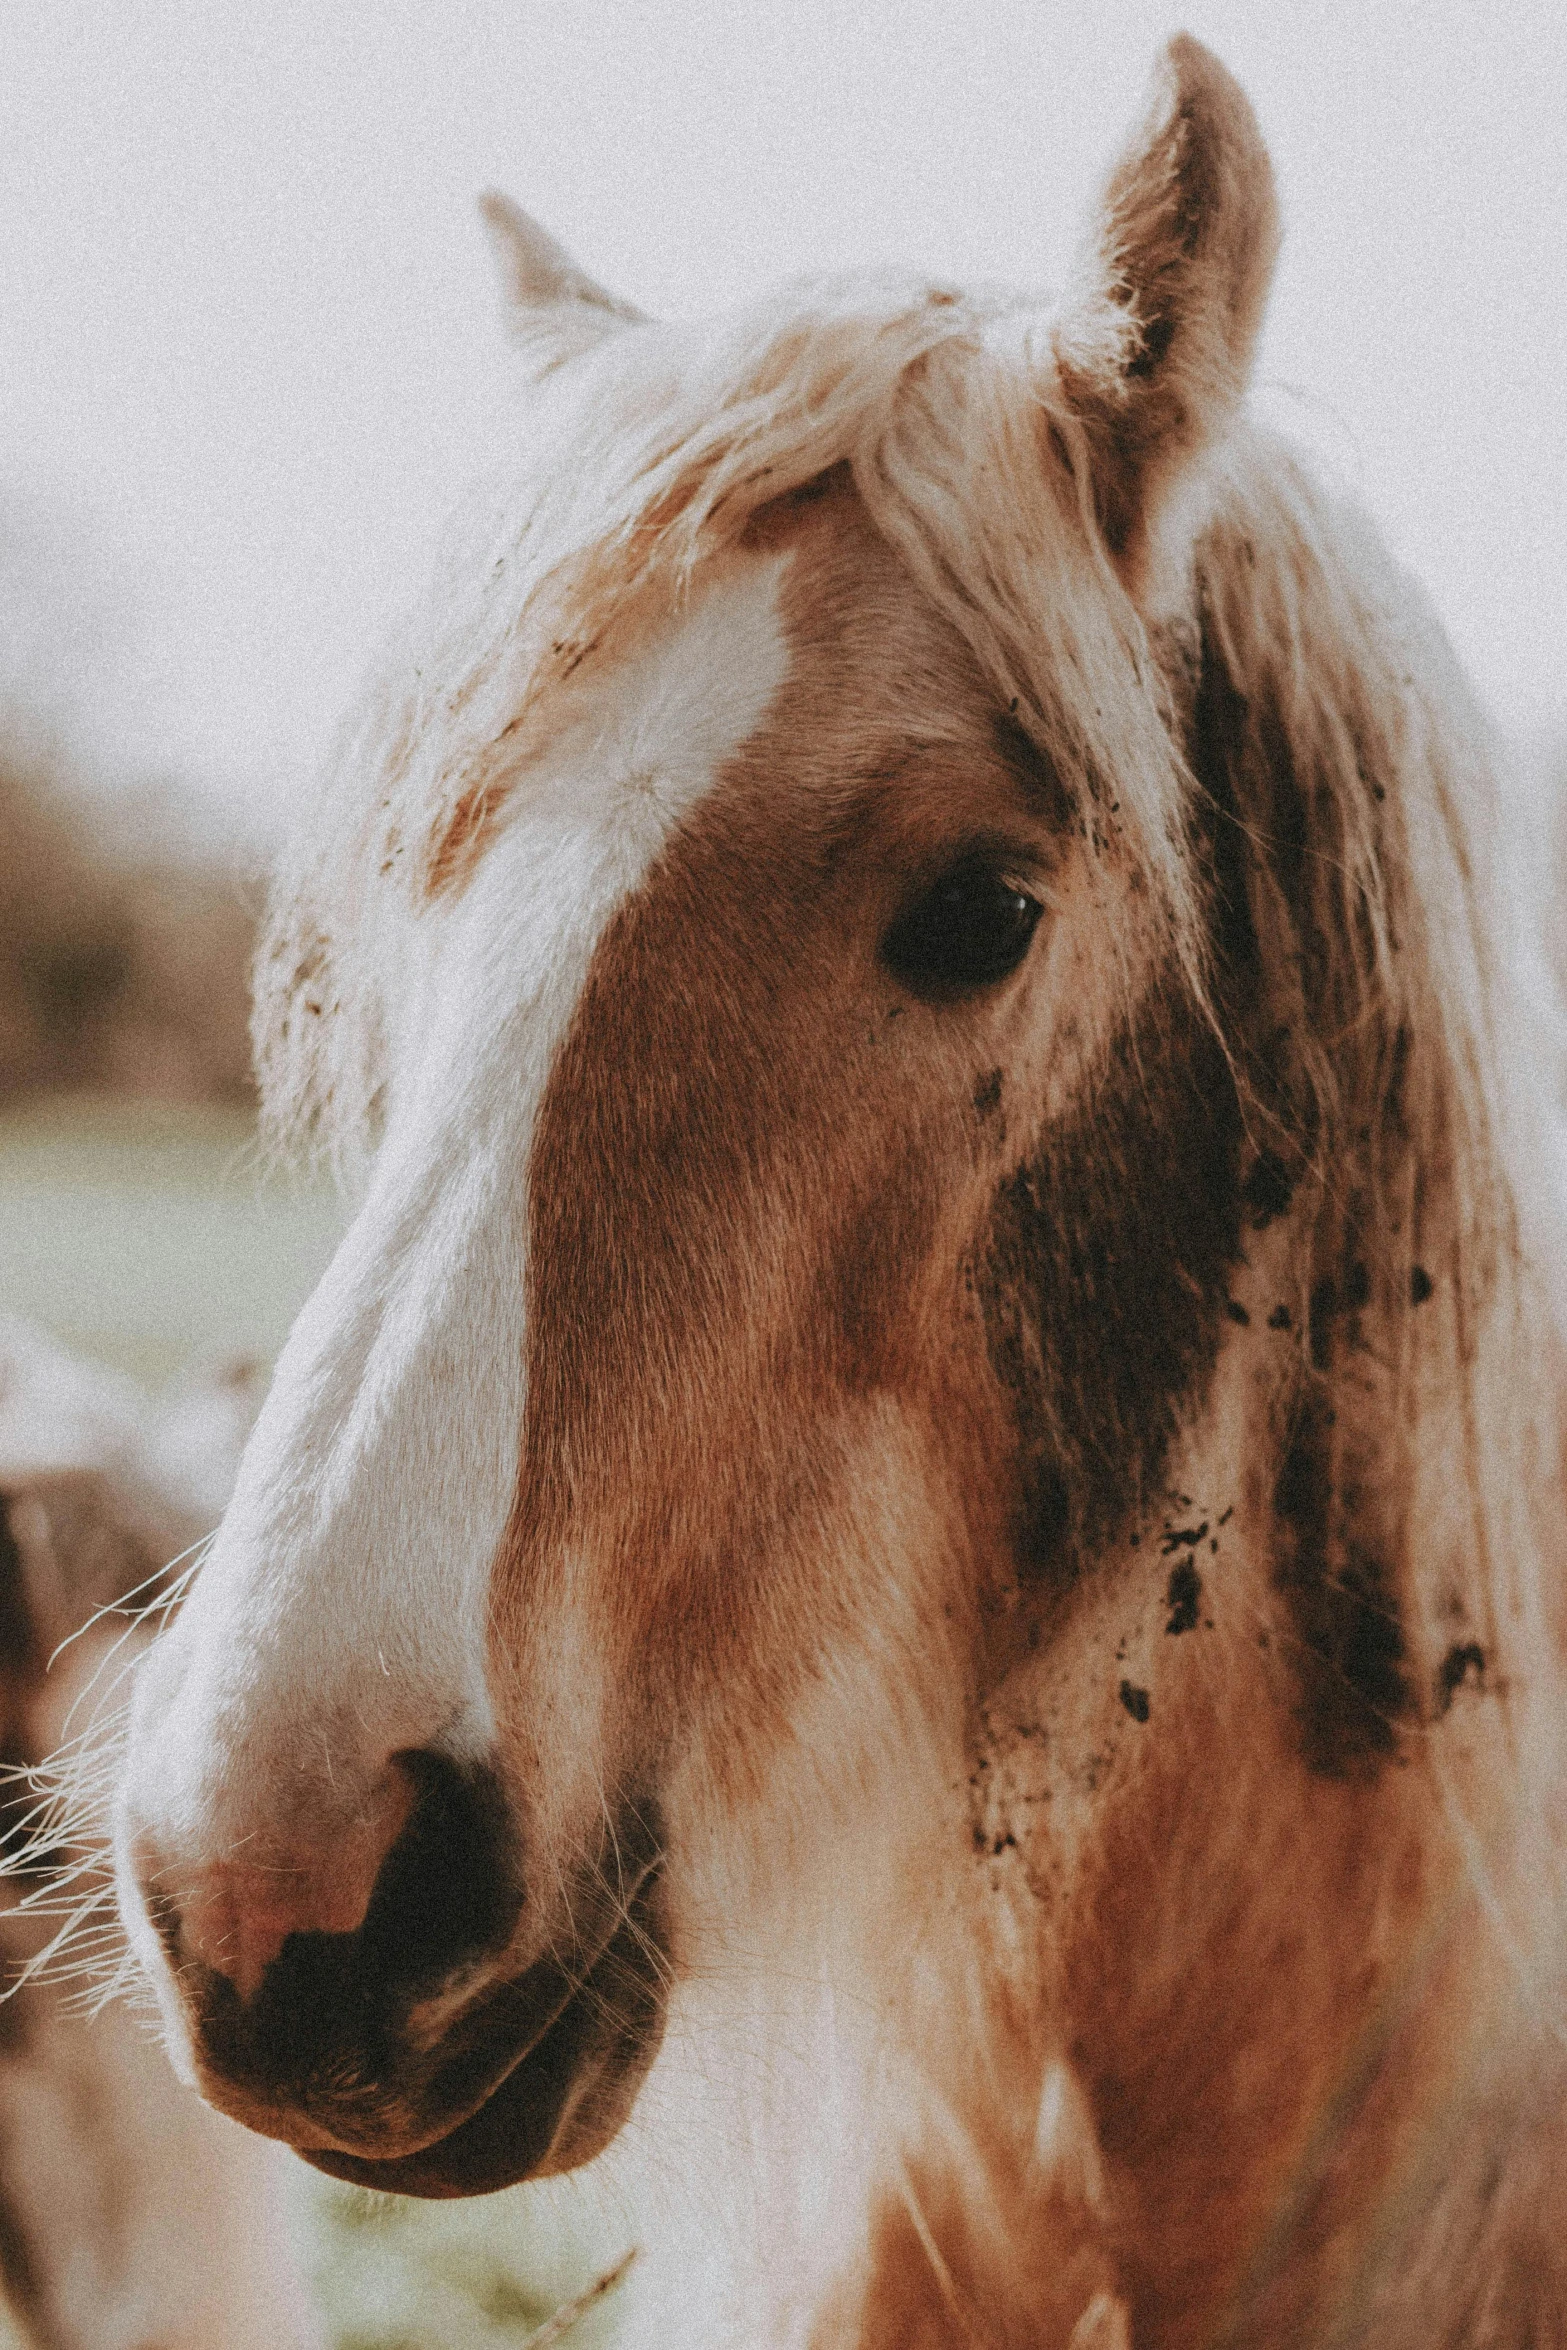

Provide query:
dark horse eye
left=882, top=859, right=1045, bottom=996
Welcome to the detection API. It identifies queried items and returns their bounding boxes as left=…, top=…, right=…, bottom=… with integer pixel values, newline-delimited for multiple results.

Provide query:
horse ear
left=478, top=192, right=646, bottom=374
left=1052, top=36, right=1279, bottom=580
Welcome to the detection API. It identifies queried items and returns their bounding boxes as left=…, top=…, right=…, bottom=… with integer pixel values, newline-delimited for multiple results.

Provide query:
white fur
left=115, top=559, right=791, bottom=2016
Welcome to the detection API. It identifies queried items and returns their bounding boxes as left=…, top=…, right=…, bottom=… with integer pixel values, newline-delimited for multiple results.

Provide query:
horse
left=101, top=36, right=1567, bottom=2348
left=0, top=1317, right=318, bottom=2349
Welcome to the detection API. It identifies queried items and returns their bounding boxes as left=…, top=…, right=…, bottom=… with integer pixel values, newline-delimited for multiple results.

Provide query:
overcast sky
left=3, top=0, right=1563, bottom=822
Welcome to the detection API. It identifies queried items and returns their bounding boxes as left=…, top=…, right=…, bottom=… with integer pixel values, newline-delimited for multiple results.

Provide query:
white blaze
left=118, top=556, right=791, bottom=1911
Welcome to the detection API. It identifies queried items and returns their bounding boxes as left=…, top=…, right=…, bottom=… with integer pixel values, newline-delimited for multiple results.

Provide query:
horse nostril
left=143, top=1750, right=518, bottom=2007
left=145, top=1759, right=417, bottom=2003
left=355, top=1748, right=520, bottom=1987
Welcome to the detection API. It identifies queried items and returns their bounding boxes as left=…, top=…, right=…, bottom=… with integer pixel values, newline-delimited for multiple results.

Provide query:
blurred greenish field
left=0, top=1095, right=623, bottom=2349
left=0, top=1093, right=344, bottom=1385
left=300, top=2184, right=628, bottom=2350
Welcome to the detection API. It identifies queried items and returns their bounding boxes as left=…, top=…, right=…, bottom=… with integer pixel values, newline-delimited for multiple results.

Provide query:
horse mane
left=1195, top=433, right=1513, bottom=1324
left=1188, top=441, right=1565, bottom=1893
left=255, top=281, right=1566, bottom=1944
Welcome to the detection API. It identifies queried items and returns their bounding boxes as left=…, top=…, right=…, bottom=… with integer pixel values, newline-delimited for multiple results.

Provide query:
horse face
left=110, top=472, right=1184, bottom=2191
left=115, top=32, right=1279, bottom=2215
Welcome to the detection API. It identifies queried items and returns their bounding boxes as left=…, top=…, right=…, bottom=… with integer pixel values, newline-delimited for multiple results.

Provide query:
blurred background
left=0, top=0, right=1562, bottom=2341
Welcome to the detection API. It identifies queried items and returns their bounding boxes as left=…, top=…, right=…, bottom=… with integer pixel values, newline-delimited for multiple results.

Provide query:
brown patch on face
left=976, top=982, right=1244, bottom=1592
left=498, top=482, right=1103, bottom=1788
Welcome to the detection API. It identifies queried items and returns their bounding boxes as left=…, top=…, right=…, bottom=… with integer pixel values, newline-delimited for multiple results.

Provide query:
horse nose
left=151, top=1761, right=416, bottom=2001
left=138, top=1750, right=519, bottom=2009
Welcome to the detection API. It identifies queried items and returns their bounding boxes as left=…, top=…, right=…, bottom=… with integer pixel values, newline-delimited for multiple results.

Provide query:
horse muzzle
left=124, top=1754, right=669, bottom=2197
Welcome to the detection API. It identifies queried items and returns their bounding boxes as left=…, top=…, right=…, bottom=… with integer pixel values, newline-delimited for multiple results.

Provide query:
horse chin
left=293, top=1886, right=669, bottom=2199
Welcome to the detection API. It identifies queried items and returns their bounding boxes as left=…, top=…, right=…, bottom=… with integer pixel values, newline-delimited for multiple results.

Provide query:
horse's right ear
left=478, top=192, right=646, bottom=375
left=1051, top=36, right=1279, bottom=585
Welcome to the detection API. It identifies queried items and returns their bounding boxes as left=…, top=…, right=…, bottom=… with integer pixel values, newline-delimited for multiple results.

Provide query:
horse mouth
left=294, top=1868, right=668, bottom=2198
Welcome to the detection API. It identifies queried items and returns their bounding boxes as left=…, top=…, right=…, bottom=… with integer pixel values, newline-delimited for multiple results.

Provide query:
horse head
left=111, top=38, right=1563, bottom=2344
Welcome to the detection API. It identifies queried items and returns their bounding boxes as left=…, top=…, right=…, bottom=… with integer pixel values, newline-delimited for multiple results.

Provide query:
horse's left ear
left=1052, top=36, right=1279, bottom=581
left=479, top=192, right=646, bottom=375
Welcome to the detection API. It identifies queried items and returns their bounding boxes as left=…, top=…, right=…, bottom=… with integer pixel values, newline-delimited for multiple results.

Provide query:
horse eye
left=882, top=860, right=1045, bottom=996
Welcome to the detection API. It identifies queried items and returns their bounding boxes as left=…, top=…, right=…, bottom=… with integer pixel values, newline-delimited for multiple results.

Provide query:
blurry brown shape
left=0, top=739, right=257, bottom=1106
left=0, top=1317, right=320, bottom=2347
